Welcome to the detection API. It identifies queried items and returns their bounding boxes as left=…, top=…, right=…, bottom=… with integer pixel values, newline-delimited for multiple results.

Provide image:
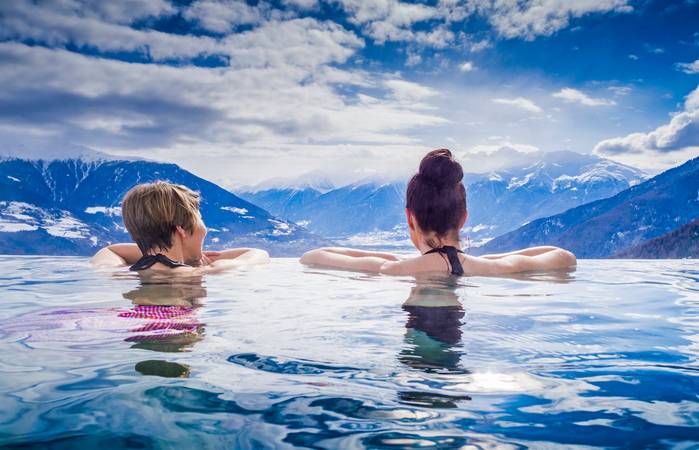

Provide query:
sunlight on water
left=0, top=257, right=698, bottom=448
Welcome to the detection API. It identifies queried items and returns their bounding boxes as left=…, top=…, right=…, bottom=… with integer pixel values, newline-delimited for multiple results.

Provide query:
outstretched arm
left=90, top=244, right=142, bottom=267
left=313, top=247, right=401, bottom=260
left=204, top=248, right=270, bottom=270
left=479, top=246, right=561, bottom=259
left=300, top=247, right=400, bottom=273
left=467, top=247, right=576, bottom=275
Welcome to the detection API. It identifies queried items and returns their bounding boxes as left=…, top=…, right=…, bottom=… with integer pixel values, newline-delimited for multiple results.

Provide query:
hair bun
left=418, top=148, right=463, bottom=188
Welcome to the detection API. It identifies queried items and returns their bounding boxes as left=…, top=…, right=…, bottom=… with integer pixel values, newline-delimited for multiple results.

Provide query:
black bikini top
left=423, top=246, right=465, bottom=276
left=129, top=254, right=188, bottom=271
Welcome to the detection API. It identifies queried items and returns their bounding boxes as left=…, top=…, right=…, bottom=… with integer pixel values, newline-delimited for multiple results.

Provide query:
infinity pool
left=1, top=257, right=698, bottom=448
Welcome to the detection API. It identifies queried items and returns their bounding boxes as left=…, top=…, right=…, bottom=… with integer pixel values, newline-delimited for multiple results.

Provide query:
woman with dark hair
left=300, top=149, right=576, bottom=276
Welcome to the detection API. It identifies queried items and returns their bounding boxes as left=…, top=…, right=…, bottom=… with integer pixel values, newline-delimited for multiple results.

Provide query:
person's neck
left=416, top=236, right=461, bottom=255
left=147, top=243, right=185, bottom=264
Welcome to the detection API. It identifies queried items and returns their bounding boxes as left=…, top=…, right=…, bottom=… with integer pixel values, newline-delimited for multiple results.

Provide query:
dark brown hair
left=406, top=149, right=467, bottom=242
left=122, top=181, right=201, bottom=254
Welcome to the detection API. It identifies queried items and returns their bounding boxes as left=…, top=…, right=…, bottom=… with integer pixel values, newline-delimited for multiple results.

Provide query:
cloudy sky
left=1, top=0, right=698, bottom=188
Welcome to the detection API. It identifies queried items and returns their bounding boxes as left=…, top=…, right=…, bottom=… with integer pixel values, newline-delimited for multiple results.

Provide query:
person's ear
left=458, top=210, right=468, bottom=229
left=406, top=208, right=415, bottom=231
left=175, top=226, right=187, bottom=239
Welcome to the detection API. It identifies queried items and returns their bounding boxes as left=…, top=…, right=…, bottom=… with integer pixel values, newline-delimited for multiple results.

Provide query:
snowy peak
left=486, top=155, right=646, bottom=193
left=0, top=143, right=135, bottom=163
left=0, top=155, right=329, bottom=256
left=241, top=169, right=338, bottom=194
left=242, top=151, right=647, bottom=247
left=552, top=159, right=644, bottom=192
left=477, top=157, right=699, bottom=258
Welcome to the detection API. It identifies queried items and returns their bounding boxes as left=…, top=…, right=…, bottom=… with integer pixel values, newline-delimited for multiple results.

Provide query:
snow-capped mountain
left=240, top=151, right=646, bottom=247
left=475, top=156, right=699, bottom=258
left=241, top=181, right=407, bottom=240
left=234, top=169, right=337, bottom=194
left=0, top=148, right=330, bottom=256
left=463, top=152, right=645, bottom=244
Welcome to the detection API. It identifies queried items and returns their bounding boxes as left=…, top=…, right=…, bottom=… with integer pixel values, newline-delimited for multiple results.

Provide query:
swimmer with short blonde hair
left=91, top=181, right=269, bottom=273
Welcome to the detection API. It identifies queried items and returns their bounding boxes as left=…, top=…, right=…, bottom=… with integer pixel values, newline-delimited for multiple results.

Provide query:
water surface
left=1, top=257, right=698, bottom=448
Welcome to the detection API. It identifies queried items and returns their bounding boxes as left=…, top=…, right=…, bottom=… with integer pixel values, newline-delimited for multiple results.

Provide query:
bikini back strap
left=130, top=254, right=188, bottom=271
left=423, top=246, right=464, bottom=276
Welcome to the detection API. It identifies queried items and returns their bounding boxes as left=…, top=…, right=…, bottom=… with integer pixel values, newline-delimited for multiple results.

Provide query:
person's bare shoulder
left=379, top=255, right=439, bottom=276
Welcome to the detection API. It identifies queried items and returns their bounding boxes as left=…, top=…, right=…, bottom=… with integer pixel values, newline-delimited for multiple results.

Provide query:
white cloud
left=30, top=0, right=176, bottom=25
left=339, top=0, right=436, bottom=25
left=458, top=145, right=552, bottom=172
left=686, top=86, right=699, bottom=111
left=482, top=0, right=632, bottom=40
left=333, top=0, right=469, bottom=48
left=0, top=40, right=448, bottom=185
left=282, top=0, right=318, bottom=9
left=594, top=111, right=699, bottom=154
left=363, top=21, right=413, bottom=43
left=469, top=39, right=491, bottom=52
left=414, top=26, right=455, bottom=48
left=628, top=54, right=638, bottom=60
left=0, top=1, right=220, bottom=61
left=492, top=97, right=543, bottom=113
left=593, top=85, right=699, bottom=171
left=0, top=0, right=642, bottom=59
left=335, top=0, right=630, bottom=46
left=337, top=0, right=442, bottom=46
left=459, top=61, right=475, bottom=72
left=0, top=0, right=681, bottom=187
left=675, top=59, right=699, bottom=75
left=384, top=79, right=439, bottom=103
left=223, top=18, right=364, bottom=69
left=0, top=2, right=365, bottom=67
left=645, top=45, right=665, bottom=54
left=184, top=0, right=265, bottom=32
left=435, top=0, right=477, bottom=22
left=608, top=86, right=632, bottom=96
left=552, top=88, right=616, bottom=107
left=405, top=50, right=422, bottom=66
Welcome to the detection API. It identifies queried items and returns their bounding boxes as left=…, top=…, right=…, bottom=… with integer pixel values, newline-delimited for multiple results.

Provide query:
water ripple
left=1, top=258, right=699, bottom=448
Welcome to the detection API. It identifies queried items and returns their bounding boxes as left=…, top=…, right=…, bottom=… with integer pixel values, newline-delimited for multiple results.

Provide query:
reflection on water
left=122, top=276, right=208, bottom=376
left=122, top=275, right=207, bottom=307
left=1, top=258, right=699, bottom=448
left=399, top=279, right=467, bottom=374
left=120, top=277, right=207, bottom=355
left=397, top=277, right=471, bottom=410
left=135, top=360, right=191, bottom=378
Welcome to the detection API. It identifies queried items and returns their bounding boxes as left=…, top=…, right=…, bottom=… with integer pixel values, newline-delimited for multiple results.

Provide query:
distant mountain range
left=613, top=218, right=699, bottom=259
left=241, top=182, right=410, bottom=246
left=4, top=146, right=694, bottom=259
left=475, top=157, right=699, bottom=258
left=0, top=149, right=329, bottom=256
left=240, top=151, right=646, bottom=247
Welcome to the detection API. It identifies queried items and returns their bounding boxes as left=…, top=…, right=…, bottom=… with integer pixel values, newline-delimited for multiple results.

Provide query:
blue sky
left=0, top=0, right=698, bottom=188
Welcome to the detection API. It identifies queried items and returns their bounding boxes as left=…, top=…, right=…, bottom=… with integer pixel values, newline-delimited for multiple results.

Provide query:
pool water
left=1, top=257, right=698, bottom=448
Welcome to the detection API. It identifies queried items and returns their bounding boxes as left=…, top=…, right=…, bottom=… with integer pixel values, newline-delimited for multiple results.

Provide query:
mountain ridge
left=0, top=155, right=331, bottom=256
left=474, top=156, right=699, bottom=258
left=240, top=151, right=647, bottom=246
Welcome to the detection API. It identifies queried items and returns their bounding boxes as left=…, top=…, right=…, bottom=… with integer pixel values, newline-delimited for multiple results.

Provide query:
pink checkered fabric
left=118, top=305, right=202, bottom=341
left=118, top=305, right=194, bottom=320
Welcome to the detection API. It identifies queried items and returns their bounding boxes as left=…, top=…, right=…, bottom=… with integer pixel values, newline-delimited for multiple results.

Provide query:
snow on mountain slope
left=241, top=151, right=647, bottom=247
left=0, top=149, right=330, bottom=256
left=476, top=157, right=699, bottom=258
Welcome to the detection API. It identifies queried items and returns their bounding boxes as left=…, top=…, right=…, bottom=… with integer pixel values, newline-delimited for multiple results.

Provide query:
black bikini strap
left=423, top=246, right=464, bottom=276
left=129, top=254, right=188, bottom=271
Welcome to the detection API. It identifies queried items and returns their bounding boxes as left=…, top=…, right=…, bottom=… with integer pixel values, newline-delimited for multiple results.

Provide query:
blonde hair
left=122, top=181, right=201, bottom=254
